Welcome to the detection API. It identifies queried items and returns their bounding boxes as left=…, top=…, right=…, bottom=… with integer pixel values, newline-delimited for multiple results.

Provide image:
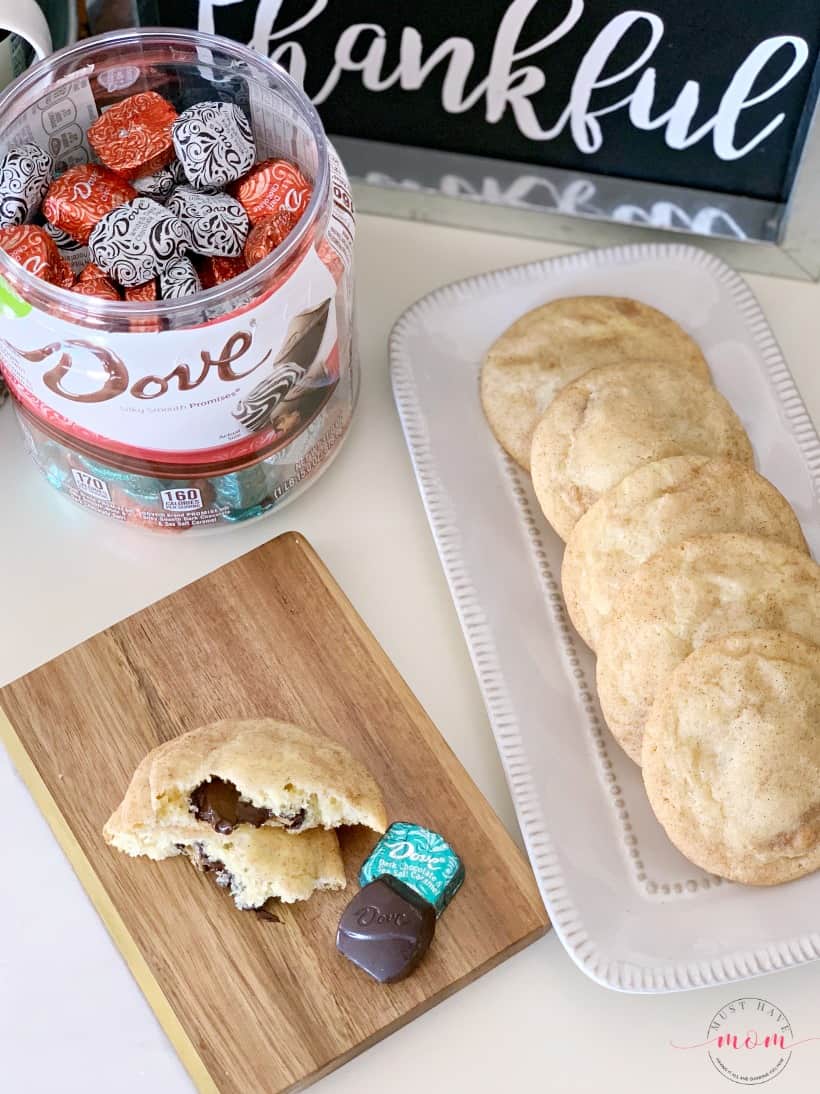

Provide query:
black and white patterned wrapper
left=159, top=255, right=201, bottom=299
left=166, top=185, right=249, bottom=257
left=133, top=160, right=185, bottom=203
left=172, top=101, right=256, bottom=189
left=43, top=220, right=90, bottom=275
left=0, top=144, right=54, bottom=228
left=89, top=197, right=192, bottom=287
left=232, top=363, right=305, bottom=432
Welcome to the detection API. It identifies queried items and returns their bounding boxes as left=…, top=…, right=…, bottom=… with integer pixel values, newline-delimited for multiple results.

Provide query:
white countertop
left=2, top=214, right=820, bottom=1093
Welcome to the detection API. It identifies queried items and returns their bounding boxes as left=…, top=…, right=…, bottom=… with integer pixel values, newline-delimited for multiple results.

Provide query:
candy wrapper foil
left=231, top=158, right=312, bottom=227
left=70, top=276, right=120, bottom=301
left=124, top=279, right=158, bottom=302
left=43, top=165, right=137, bottom=245
left=53, top=256, right=75, bottom=289
left=172, top=101, right=256, bottom=189
left=132, top=160, right=184, bottom=203
left=43, top=220, right=90, bottom=274
left=0, top=144, right=54, bottom=228
left=244, top=211, right=295, bottom=267
left=0, top=224, right=64, bottom=283
left=166, top=185, right=249, bottom=257
left=359, top=822, right=465, bottom=918
left=159, top=255, right=201, bottom=299
left=213, top=461, right=270, bottom=515
left=197, top=253, right=247, bottom=288
left=88, top=91, right=177, bottom=180
left=89, top=197, right=191, bottom=286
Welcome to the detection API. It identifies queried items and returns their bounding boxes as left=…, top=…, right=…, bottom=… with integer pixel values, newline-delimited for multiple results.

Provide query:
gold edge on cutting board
left=0, top=704, right=220, bottom=1094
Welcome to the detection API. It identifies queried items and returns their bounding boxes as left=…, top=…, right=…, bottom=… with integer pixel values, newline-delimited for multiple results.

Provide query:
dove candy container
left=0, top=29, right=357, bottom=531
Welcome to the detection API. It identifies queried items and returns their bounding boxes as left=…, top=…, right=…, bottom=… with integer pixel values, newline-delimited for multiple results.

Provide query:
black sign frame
left=159, top=0, right=820, bottom=278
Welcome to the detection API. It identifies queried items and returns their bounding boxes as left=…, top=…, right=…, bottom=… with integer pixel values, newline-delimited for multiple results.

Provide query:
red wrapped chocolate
left=77, top=262, right=110, bottom=283
left=88, top=91, right=177, bottom=180
left=197, top=253, right=247, bottom=288
left=0, top=224, right=64, bottom=282
left=72, top=262, right=120, bottom=300
left=230, top=158, right=312, bottom=227
left=124, top=279, right=158, bottom=302
left=70, top=276, right=121, bottom=301
left=243, top=211, right=295, bottom=267
left=53, top=255, right=75, bottom=289
left=43, top=165, right=137, bottom=245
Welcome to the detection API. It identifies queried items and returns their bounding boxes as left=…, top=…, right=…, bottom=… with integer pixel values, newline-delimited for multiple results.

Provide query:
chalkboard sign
left=148, top=1, right=820, bottom=273
left=160, top=1, right=820, bottom=203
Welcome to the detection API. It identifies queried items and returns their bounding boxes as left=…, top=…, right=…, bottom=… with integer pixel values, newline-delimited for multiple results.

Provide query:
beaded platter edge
left=389, top=240, right=820, bottom=993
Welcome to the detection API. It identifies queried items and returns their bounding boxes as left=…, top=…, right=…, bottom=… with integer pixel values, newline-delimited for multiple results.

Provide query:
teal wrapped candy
left=359, top=822, right=464, bottom=918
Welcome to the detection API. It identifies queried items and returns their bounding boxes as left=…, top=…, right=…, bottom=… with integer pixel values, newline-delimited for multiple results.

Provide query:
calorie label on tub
left=161, top=487, right=203, bottom=512
left=71, top=467, right=111, bottom=501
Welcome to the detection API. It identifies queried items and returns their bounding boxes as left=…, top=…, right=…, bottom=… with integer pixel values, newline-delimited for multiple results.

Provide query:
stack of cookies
left=481, top=296, right=820, bottom=886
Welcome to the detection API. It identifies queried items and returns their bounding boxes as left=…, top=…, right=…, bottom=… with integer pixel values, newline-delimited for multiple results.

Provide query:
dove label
left=0, top=243, right=347, bottom=464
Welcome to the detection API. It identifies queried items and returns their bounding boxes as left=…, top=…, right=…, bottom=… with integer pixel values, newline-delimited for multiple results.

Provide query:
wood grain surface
left=0, top=532, right=548, bottom=1094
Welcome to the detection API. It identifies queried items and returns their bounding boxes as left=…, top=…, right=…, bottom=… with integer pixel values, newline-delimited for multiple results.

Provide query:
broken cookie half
left=149, top=718, right=387, bottom=834
left=104, top=719, right=386, bottom=909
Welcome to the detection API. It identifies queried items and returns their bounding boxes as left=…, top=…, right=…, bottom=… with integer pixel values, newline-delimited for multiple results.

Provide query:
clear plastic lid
left=0, top=27, right=331, bottom=332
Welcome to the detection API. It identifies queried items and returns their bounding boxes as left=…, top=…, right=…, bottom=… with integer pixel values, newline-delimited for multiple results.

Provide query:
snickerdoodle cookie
left=561, top=456, right=806, bottom=649
left=480, top=296, right=709, bottom=470
left=642, top=630, right=820, bottom=885
left=530, top=363, right=752, bottom=541
left=596, top=534, right=820, bottom=763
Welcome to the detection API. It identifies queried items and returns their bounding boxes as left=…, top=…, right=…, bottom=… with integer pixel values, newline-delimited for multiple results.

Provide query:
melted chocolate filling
left=187, top=842, right=233, bottom=889
left=283, top=808, right=307, bottom=831
left=190, top=778, right=308, bottom=833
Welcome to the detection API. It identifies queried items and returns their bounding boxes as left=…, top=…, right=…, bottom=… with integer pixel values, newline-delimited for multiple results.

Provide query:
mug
left=0, top=0, right=51, bottom=87
left=0, top=0, right=79, bottom=91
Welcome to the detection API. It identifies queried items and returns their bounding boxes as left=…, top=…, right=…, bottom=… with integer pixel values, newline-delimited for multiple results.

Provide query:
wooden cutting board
left=0, top=532, right=548, bottom=1094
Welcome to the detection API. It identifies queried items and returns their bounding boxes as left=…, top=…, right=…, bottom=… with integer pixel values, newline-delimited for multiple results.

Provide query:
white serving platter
left=390, top=243, right=820, bottom=994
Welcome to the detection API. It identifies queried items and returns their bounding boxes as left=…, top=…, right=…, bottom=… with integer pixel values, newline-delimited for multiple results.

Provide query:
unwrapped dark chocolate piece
left=167, top=185, right=249, bottom=257
left=89, top=197, right=191, bottom=287
left=172, top=101, right=256, bottom=189
left=0, top=144, right=54, bottom=228
left=336, top=876, right=436, bottom=983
